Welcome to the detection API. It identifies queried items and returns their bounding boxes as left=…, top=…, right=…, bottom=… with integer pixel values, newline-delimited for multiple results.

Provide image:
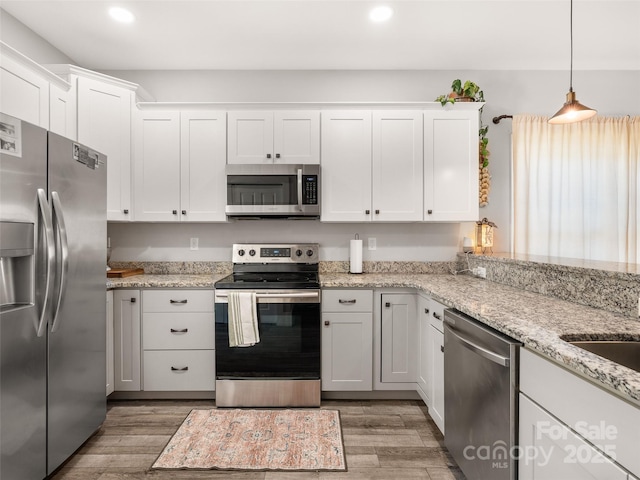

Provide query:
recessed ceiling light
left=370, top=5, right=393, bottom=23
left=109, top=7, right=135, bottom=23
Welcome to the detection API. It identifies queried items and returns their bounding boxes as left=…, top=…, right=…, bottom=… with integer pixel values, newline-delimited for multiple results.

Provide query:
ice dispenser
left=0, top=221, right=34, bottom=309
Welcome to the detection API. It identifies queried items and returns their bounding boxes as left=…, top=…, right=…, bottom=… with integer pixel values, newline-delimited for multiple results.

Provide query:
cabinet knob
left=182, top=210, right=186, bottom=215
left=266, top=153, right=272, bottom=159
left=170, top=366, right=189, bottom=372
left=424, top=308, right=429, bottom=314
left=275, top=153, right=281, bottom=159
left=172, top=210, right=178, bottom=215
left=123, top=209, right=129, bottom=214
left=385, top=302, right=391, bottom=308
left=365, top=210, right=370, bottom=215
left=130, top=297, right=136, bottom=303
left=440, top=345, right=444, bottom=353
left=375, top=209, right=380, bottom=214
left=324, top=320, right=331, bottom=326
left=427, top=209, right=433, bottom=215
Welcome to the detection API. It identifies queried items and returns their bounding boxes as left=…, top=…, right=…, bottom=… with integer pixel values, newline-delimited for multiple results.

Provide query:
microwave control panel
left=303, top=175, right=318, bottom=204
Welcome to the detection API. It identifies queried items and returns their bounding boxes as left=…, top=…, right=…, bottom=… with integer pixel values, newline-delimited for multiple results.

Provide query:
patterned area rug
left=152, top=408, right=346, bottom=471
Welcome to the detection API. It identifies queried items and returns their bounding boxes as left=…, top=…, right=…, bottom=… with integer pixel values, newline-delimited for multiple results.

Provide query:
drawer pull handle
left=170, top=299, right=188, bottom=304
left=171, top=366, right=189, bottom=372
left=432, top=312, right=442, bottom=320
left=338, top=299, right=356, bottom=304
left=170, top=328, right=188, bottom=333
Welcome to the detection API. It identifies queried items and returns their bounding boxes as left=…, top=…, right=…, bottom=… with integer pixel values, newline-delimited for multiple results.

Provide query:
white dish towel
left=227, top=291, right=260, bottom=347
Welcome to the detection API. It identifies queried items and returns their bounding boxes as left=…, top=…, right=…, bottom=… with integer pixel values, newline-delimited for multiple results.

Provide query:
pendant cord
left=569, top=0, right=573, bottom=91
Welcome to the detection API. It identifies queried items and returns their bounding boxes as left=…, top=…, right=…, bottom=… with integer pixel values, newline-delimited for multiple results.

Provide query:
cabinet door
left=321, top=312, right=373, bottom=391
left=180, top=111, right=227, bottom=221
left=106, top=290, right=114, bottom=396
left=113, top=290, right=140, bottom=391
left=416, top=295, right=431, bottom=405
left=227, top=111, right=274, bottom=164
left=273, top=110, right=320, bottom=164
left=424, top=109, right=479, bottom=222
left=49, top=82, right=76, bottom=139
left=429, top=324, right=445, bottom=434
left=77, top=77, right=133, bottom=221
left=320, top=111, right=372, bottom=222
left=380, top=293, right=417, bottom=383
left=519, top=394, right=627, bottom=480
left=133, top=110, right=181, bottom=221
left=0, top=52, right=49, bottom=128
left=372, top=111, right=423, bottom=221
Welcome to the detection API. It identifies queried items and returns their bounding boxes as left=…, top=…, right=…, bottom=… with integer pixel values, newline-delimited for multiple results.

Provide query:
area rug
left=151, top=408, right=346, bottom=472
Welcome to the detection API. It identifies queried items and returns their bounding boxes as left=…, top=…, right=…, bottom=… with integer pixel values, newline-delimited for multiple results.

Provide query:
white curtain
left=512, top=115, right=640, bottom=263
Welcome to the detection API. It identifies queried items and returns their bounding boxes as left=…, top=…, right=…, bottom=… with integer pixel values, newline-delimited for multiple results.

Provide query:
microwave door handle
left=297, top=168, right=303, bottom=212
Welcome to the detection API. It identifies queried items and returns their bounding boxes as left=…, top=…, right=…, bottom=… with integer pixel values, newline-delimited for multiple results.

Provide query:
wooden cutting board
left=107, top=268, right=144, bottom=278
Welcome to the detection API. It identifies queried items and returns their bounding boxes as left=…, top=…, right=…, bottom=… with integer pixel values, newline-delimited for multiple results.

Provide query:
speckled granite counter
left=106, top=271, right=640, bottom=406
left=323, top=273, right=640, bottom=406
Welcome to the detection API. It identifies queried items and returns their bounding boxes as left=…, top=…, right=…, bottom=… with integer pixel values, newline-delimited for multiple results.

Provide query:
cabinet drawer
left=143, top=313, right=214, bottom=350
left=143, top=290, right=213, bottom=313
left=143, top=350, right=215, bottom=391
left=322, top=289, right=373, bottom=313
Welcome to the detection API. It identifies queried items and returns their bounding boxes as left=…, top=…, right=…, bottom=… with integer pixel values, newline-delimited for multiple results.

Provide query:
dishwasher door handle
left=446, top=326, right=510, bottom=367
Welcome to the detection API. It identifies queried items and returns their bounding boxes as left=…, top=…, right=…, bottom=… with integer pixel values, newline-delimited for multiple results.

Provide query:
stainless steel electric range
left=214, top=243, right=321, bottom=407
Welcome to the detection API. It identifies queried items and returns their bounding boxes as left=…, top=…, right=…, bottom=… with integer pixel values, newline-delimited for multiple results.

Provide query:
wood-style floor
left=50, top=399, right=466, bottom=480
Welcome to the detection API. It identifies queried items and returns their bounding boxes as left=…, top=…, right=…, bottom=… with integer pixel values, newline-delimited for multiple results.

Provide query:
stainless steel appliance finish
left=0, top=113, right=107, bottom=479
left=214, top=243, right=321, bottom=407
left=225, top=164, right=320, bottom=218
left=443, top=309, right=522, bottom=480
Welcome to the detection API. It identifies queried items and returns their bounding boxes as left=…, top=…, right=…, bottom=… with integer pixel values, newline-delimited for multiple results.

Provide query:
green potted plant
left=435, top=79, right=490, bottom=207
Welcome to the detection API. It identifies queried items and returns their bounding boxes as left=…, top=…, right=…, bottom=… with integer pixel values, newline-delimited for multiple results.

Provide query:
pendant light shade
left=548, top=0, right=596, bottom=124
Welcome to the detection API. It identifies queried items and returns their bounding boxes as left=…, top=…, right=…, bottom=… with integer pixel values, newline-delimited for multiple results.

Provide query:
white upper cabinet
left=49, top=81, right=76, bottom=139
left=227, top=110, right=320, bottom=164
left=77, top=76, right=134, bottom=221
left=424, top=109, right=480, bottom=222
left=321, top=110, right=423, bottom=222
left=372, top=111, right=423, bottom=222
left=133, top=109, right=227, bottom=222
left=321, top=110, right=373, bottom=222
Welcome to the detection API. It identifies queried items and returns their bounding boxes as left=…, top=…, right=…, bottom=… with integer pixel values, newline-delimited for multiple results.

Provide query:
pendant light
left=548, top=0, right=596, bottom=124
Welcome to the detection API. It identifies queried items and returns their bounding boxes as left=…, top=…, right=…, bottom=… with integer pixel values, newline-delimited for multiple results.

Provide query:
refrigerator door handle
left=50, top=191, right=69, bottom=333
left=36, top=188, right=55, bottom=337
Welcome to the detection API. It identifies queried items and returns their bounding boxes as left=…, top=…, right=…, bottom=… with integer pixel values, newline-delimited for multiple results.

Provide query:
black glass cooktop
left=215, top=272, right=320, bottom=290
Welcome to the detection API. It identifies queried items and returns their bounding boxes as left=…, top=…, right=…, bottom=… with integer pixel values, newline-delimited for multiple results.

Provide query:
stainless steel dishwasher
left=443, top=309, right=522, bottom=480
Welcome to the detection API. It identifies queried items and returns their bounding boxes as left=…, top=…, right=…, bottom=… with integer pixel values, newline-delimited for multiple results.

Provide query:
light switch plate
left=190, top=237, right=199, bottom=250
left=368, top=238, right=376, bottom=250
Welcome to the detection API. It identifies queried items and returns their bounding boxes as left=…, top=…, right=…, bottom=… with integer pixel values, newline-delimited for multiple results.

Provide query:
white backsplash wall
left=107, top=222, right=463, bottom=263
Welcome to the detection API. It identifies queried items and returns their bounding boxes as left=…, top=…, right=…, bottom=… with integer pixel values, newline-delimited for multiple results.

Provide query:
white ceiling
left=1, top=0, right=639, bottom=71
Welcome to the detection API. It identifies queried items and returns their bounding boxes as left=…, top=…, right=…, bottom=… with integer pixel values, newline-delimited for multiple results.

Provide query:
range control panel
left=232, top=243, right=319, bottom=263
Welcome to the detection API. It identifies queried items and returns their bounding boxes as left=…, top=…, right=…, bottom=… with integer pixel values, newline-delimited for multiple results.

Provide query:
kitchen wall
left=4, top=8, right=639, bottom=263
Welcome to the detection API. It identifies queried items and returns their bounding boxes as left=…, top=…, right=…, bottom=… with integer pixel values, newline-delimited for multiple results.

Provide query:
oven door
left=214, top=289, right=321, bottom=379
left=225, top=164, right=320, bottom=218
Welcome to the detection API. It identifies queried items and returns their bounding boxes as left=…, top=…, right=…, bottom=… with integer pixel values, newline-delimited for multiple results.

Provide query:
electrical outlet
left=368, top=237, right=376, bottom=250
left=477, top=267, right=487, bottom=279
left=190, top=237, right=199, bottom=250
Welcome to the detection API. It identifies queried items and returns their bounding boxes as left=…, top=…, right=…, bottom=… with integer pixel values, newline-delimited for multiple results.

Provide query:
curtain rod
left=492, top=115, right=513, bottom=124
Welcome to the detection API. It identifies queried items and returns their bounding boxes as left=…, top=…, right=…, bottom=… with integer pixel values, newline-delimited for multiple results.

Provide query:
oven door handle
left=216, top=291, right=319, bottom=300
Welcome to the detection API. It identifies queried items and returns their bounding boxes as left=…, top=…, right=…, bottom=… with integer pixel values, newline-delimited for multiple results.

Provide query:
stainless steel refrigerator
left=0, top=113, right=107, bottom=479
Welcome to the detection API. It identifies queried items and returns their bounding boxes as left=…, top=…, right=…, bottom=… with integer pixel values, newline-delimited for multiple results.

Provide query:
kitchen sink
left=569, top=340, right=640, bottom=373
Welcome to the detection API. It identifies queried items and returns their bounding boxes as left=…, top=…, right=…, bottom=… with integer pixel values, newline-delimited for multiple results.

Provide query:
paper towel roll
left=350, top=239, right=363, bottom=274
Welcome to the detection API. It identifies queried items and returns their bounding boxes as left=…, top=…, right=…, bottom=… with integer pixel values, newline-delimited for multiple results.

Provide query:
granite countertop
left=106, top=271, right=640, bottom=406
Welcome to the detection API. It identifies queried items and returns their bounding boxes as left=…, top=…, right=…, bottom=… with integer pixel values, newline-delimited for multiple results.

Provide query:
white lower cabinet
left=380, top=293, right=418, bottom=383
left=141, top=290, right=215, bottom=391
left=519, top=394, right=627, bottom=480
left=113, top=290, right=141, bottom=391
left=428, top=298, right=445, bottom=434
left=106, top=290, right=114, bottom=396
left=520, top=348, right=640, bottom=479
left=416, top=294, right=431, bottom=406
left=321, top=289, right=373, bottom=391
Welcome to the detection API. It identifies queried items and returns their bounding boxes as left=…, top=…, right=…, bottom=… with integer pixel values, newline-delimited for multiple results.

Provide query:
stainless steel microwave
left=225, top=164, right=320, bottom=219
